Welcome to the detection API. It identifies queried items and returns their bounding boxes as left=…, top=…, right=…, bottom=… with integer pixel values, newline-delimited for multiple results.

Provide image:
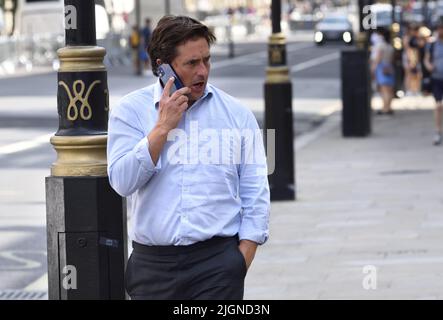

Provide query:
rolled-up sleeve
left=107, top=100, right=160, bottom=197
left=238, top=110, right=270, bottom=245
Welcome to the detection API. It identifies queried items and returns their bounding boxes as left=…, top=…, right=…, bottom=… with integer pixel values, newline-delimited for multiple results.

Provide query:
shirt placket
left=180, top=108, right=193, bottom=241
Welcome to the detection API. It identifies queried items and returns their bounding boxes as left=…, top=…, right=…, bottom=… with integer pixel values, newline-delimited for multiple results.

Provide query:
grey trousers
left=125, top=235, right=247, bottom=300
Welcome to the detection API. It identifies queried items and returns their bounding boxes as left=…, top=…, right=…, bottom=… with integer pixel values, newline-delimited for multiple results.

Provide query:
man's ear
left=156, top=59, right=162, bottom=66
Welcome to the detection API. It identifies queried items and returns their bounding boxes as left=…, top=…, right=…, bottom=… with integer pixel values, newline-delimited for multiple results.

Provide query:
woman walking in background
left=403, top=24, right=422, bottom=96
left=372, top=27, right=395, bottom=115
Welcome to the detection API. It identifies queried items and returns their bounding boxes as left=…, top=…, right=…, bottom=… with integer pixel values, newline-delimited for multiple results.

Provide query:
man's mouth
left=191, top=81, right=205, bottom=91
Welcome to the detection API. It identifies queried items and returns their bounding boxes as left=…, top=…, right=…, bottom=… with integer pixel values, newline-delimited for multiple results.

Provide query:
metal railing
left=0, top=32, right=129, bottom=76
left=97, top=32, right=131, bottom=67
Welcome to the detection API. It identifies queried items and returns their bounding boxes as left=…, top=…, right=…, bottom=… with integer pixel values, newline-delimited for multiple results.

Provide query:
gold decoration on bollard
left=266, top=66, right=290, bottom=83
left=59, top=80, right=101, bottom=121
left=270, top=48, right=283, bottom=65
left=104, top=88, right=109, bottom=112
left=269, top=32, right=286, bottom=46
left=266, top=33, right=290, bottom=84
left=58, top=46, right=106, bottom=72
left=356, top=32, right=368, bottom=50
left=50, top=135, right=108, bottom=177
left=50, top=45, right=108, bottom=177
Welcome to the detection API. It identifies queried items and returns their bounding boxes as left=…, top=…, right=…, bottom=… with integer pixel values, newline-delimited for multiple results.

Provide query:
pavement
left=244, top=95, right=443, bottom=300
left=2, top=91, right=442, bottom=300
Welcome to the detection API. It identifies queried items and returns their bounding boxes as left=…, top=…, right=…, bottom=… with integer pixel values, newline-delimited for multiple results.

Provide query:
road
left=0, top=39, right=346, bottom=298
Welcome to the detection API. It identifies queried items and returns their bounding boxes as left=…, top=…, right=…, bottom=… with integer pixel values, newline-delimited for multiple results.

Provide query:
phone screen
left=158, top=64, right=184, bottom=95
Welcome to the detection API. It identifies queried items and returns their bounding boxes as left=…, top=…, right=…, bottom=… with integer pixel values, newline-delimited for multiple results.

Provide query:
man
left=424, top=21, right=443, bottom=145
left=107, top=16, right=270, bottom=300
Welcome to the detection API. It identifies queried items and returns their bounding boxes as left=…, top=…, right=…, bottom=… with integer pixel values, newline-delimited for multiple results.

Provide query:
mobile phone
left=157, top=64, right=184, bottom=96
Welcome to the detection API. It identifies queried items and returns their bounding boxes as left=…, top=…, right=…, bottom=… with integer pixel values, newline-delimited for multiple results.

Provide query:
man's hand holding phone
left=157, top=77, right=190, bottom=132
left=147, top=77, right=190, bottom=165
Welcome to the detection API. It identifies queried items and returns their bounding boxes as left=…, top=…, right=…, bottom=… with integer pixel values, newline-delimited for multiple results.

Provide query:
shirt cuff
left=134, top=137, right=161, bottom=173
left=238, top=223, right=269, bottom=245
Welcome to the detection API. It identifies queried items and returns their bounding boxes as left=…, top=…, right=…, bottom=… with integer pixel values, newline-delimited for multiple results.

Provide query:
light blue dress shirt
left=107, top=81, right=270, bottom=246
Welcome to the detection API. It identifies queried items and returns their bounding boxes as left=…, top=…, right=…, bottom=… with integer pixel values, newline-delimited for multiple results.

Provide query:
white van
left=14, top=0, right=64, bottom=37
left=14, top=0, right=109, bottom=39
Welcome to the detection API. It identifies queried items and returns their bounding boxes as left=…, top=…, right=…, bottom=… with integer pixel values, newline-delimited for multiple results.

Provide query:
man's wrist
left=147, top=124, right=170, bottom=165
left=239, top=239, right=258, bottom=253
left=153, top=123, right=170, bottom=137
left=238, top=239, right=258, bottom=270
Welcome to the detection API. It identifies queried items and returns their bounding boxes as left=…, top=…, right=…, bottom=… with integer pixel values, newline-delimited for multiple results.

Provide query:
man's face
left=171, top=38, right=211, bottom=103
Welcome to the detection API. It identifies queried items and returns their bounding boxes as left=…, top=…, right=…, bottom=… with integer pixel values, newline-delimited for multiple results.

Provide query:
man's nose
left=196, top=61, right=209, bottom=76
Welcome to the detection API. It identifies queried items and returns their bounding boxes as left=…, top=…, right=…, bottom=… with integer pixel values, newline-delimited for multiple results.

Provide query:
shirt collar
left=153, top=80, right=213, bottom=110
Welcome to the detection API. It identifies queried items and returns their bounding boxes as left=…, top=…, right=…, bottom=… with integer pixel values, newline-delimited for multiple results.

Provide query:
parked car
left=314, top=14, right=353, bottom=45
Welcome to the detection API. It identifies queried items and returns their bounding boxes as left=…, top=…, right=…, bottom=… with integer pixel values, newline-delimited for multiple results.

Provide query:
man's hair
left=147, top=15, right=216, bottom=76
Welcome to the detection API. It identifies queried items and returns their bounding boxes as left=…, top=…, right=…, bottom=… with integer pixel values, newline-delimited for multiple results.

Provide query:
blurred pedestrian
left=403, top=24, right=422, bottom=96
left=371, top=27, right=395, bottom=115
left=370, top=31, right=384, bottom=90
left=419, top=26, right=433, bottom=95
left=226, top=7, right=235, bottom=58
left=141, top=18, right=152, bottom=71
left=424, top=21, right=443, bottom=145
left=129, top=25, right=141, bottom=74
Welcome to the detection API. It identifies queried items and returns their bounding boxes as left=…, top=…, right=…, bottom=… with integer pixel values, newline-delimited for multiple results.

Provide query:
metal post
left=46, top=0, right=126, bottom=300
left=264, top=0, right=295, bottom=201
left=135, top=0, right=142, bottom=76
left=391, top=0, right=396, bottom=25
left=341, top=0, right=372, bottom=137
left=227, top=10, right=235, bottom=58
left=423, top=0, right=429, bottom=27
left=4, top=0, right=16, bottom=35
left=165, top=0, right=171, bottom=15
left=357, top=0, right=371, bottom=49
left=390, top=0, right=403, bottom=97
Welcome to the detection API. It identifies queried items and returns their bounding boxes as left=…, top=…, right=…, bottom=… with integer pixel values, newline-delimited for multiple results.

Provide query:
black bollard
left=341, top=0, right=373, bottom=137
left=341, top=50, right=372, bottom=137
left=46, top=0, right=126, bottom=300
left=264, top=0, right=295, bottom=201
